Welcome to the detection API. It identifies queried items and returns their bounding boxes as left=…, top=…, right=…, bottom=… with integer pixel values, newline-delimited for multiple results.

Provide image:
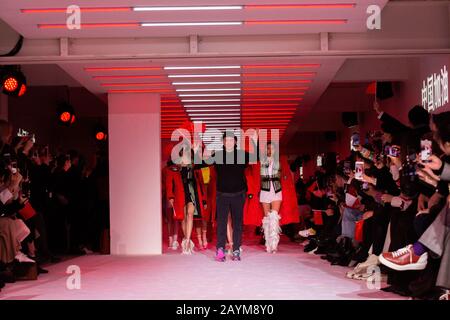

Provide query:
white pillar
left=108, top=93, right=162, bottom=255
left=0, top=94, right=8, bottom=121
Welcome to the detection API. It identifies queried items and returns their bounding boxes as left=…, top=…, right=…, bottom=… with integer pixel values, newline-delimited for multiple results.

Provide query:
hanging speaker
left=341, top=112, right=358, bottom=128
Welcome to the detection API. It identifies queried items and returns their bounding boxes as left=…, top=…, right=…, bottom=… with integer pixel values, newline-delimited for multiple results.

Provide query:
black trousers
left=216, top=191, right=246, bottom=251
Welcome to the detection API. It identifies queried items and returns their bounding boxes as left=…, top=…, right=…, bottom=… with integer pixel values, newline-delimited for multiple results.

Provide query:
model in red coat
left=245, top=143, right=299, bottom=253
left=165, top=155, right=207, bottom=254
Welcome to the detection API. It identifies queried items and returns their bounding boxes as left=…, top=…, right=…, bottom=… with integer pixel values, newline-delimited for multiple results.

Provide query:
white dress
left=259, top=159, right=283, bottom=204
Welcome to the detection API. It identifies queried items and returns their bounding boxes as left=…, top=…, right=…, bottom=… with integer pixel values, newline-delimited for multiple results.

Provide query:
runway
left=0, top=238, right=406, bottom=300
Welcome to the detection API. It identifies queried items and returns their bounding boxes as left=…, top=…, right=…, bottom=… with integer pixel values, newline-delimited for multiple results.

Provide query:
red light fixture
left=1, top=68, right=27, bottom=97
left=57, top=102, right=76, bottom=126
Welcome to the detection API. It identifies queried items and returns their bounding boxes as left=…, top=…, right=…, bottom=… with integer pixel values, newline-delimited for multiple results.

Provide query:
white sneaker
left=439, top=290, right=449, bottom=300
left=15, top=251, right=35, bottom=263
left=299, top=228, right=316, bottom=238
left=172, top=240, right=179, bottom=251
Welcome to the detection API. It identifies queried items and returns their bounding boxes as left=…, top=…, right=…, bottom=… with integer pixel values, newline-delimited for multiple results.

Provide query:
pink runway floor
left=0, top=241, right=405, bottom=300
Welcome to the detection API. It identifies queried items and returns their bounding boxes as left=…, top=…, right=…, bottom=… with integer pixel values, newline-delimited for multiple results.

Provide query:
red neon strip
left=87, top=67, right=162, bottom=72
left=94, top=75, right=166, bottom=80
left=22, top=7, right=131, bottom=14
left=243, top=87, right=308, bottom=91
left=244, top=80, right=311, bottom=85
left=243, top=73, right=315, bottom=77
left=101, top=83, right=171, bottom=87
left=243, top=92, right=305, bottom=96
left=242, top=103, right=298, bottom=107
left=245, top=20, right=347, bottom=25
left=38, top=23, right=140, bottom=29
left=243, top=99, right=302, bottom=102
left=109, top=89, right=175, bottom=93
left=242, top=112, right=295, bottom=116
left=243, top=64, right=320, bottom=69
left=245, top=4, right=355, bottom=10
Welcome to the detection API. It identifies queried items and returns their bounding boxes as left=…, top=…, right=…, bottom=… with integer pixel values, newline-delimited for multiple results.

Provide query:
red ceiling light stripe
left=242, top=73, right=315, bottom=77
left=109, top=89, right=175, bottom=93
left=94, top=75, right=167, bottom=80
left=38, top=23, right=140, bottom=29
left=243, top=64, right=320, bottom=69
left=101, top=83, right=172, bottom=87
left=245, top=4, right=355, bottom=9
left=244, top=80, right=311, bottom=85
left=245, top=20, right=347, bottom=25
left=243, top=98, right=302, bottom=101
left=86, top=67, right=162, bottom=72
left=243, top=92, right=305, bottom=96
left=243, top=103, right=299, bottom=107
left=242, top=87, right=308, bottom=91
left=22, top=7, right=132, bottom=13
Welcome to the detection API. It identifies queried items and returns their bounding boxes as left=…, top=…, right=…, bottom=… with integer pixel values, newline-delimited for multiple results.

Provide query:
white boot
left=262, top=211, right=281, bottom=253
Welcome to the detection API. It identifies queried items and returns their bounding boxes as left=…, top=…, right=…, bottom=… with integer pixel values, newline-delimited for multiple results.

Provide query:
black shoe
left=0, top=271, right=15, bottom=283
left=304, top=239, right=318, bottom=253
left=38, top=267, right=49, bottom=274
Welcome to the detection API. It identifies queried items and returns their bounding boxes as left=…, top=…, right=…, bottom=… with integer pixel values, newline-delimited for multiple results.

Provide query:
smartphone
left=344, top=161, right=351, bottom=174
left=385, top=145, right=400, bottom=157
left=317, top=155, right=323, bottom=167
left=420, top=139, right=432, bottom=162
left=355, top=161, right=364, bottom=180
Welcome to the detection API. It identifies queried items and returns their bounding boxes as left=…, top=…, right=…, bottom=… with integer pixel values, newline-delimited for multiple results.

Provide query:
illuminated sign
left=421, top=65, right=448, bottom=112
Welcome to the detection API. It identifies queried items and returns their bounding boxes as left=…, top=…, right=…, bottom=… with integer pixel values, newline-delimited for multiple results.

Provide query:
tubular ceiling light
left=169, top=74, right=240, bottom=78
left=245, top=20, right=347, bottom=25
left=173, top=82, right=241, bottom=86
left=38, top=23, right=140, bottom=29
left=176, top=88, right=241, bottom=92
left=86, top=67, right=161, bottom=72
left=134, top=6, right=243, bottom=11
left=101, top=83, right=172, bottom=87
left=183, top=104, right=241, bottom=107
left=109, top=89, right=175, bottom=93
left=22, top=7, right=132, bottom=13
left=243, top=98, right=302, bottom=101
left=186, top=109, right=240, bottom=112
left=191, top=117, right=241, bottom=120
left=199, top=120, right=241, bottom=124
left=243, top=87, right=308, bottom=91
left=166, top=66, right=241, bottom=70
left=141, top=22, right=242, bottom=27
left=242, top=73, right=315, bottom=77
left=179, top=94, right=241, bottom=97
left=245, top=4, right=355, bottom=9
left=181, top=99, right=241, bottom=102
left=244, top=80, right=311, bottom=84
left=243, top=103, right=298, bottom=107
left=95, top=76, right=166, bottom=81
left=243, top=92, right=305, bottom=96
left=243, top=64, right=320, bottom=69
left=189, top=114, right=240, bottom=117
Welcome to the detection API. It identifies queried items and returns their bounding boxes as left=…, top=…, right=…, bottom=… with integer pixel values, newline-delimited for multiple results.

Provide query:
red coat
left=165, top=165, right=207, bottom=221
left=244, top=155, right=300, bottom=226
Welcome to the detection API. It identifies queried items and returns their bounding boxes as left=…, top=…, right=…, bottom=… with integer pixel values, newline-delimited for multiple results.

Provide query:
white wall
left=108, top=93, right=162, bottom=255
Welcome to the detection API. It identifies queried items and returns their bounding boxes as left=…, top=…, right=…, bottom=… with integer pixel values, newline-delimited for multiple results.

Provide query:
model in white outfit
left=259, top=143, right=283, bottom=253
